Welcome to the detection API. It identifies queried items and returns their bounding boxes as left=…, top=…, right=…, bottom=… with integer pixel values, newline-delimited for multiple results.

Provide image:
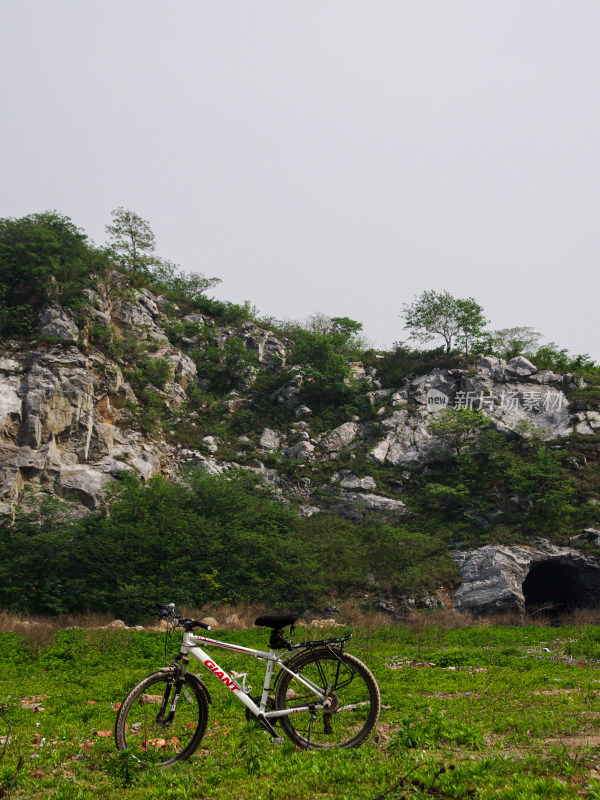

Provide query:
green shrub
left=0, top=211, right=111, bottom=337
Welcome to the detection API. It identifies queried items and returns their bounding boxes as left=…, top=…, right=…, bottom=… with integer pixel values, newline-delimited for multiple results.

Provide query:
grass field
left=3, top=619, right=600, bottom=798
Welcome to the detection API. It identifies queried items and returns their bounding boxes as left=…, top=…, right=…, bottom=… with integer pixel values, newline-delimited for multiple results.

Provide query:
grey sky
left=1, top=1, right=599, bottom=358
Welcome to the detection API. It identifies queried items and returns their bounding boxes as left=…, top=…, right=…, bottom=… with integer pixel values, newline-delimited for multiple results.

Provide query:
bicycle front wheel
left=115, top=671, right=209, bottom=766
left=275, top=650, right=380, bottom=748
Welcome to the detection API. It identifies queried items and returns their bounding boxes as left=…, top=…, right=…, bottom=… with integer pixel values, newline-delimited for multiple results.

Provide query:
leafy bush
left=370, top=343, right=462, bottom=388
left=533, top=343, right=600, bottom=375
left=192, top=296, right=257, bottom=326
left=129, top=356, right=173, bottom=392
left=0, top=473, right=460, bottom=621
left=0, top=211, right=111, bottom=337
left=569, top=374, right=600, bottom=411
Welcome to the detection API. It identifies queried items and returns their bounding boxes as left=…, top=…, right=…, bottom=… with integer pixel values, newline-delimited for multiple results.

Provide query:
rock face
left=237, top=322, right=287, bottom=367
left=39, top=301, right=79, bottom=341
left=451, top=540, right=600, bottom=614
left=0, top=290, right=296, bottom=516
left=368, top=357, right=575, bottom=468
left=0, top=287, right=589, bottom=533
left=321, top=422, right=359, bottom=453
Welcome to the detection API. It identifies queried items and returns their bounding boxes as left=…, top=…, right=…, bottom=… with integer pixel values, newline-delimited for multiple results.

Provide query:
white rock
left=367, top=389, right=393, bottom=405
left=202, top=436, right=218, bottom=453
left=39, top=302, right=79, bottom=341
left=0, top=377, right=22, bottom=440
left=321, top=422, right=359, bottom=452
left=294, top=405, right=312, bottom=420
left=370, top=439, right=391, bottom=464
left=586, top=411, right=600, bottom=429
left=344, top=492, right=406, bottom=514
left=339, top=475, right=377, bottom=491
left=259, top=428, right=282, bottom=450
left=298, top=505, right=322, bottom=517
left=391, top=391, right=407, bottom=406
left=55, top=466, right=112, bottom=509
left=183, top=313, right=205, bottom=325
left=137, top=290, right=160, bottom=318
left=283, top=441, right=315, bottom=460
left=131, top=455, right=161, bottom=480
left=173, top=354, right=197, bottom=389
left=0, top=358, right=22, bottom=373
left=507, top=356, right=537, bottom=376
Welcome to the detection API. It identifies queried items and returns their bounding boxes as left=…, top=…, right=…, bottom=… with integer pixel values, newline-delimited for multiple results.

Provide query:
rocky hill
left=2, top=280, right=597, bottom=521
left=1, top=215, right=600, bottom=617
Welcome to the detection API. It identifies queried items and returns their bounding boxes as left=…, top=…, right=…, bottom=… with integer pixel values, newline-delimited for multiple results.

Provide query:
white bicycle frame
left=180, top=631, right=331, bottom=722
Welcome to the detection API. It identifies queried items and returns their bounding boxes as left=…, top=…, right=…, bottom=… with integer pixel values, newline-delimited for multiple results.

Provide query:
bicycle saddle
left=254, top=613, right=299, bottom=630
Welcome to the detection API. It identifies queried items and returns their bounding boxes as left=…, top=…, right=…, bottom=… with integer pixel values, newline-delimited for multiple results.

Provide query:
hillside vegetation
left=1, top=210, right=600, bottom=620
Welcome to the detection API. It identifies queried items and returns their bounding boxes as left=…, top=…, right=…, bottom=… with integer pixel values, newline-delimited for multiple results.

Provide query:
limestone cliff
left=1, top=283, right=597, bottom=526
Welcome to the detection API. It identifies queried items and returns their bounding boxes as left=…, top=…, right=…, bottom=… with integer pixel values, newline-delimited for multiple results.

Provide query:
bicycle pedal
left=271, top=736, right=284, bottom=744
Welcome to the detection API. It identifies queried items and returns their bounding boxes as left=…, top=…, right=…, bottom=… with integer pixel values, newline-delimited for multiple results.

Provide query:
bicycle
left=114, top=602, right=381, bottom=766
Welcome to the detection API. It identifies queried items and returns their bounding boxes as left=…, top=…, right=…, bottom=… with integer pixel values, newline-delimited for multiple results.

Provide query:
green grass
left=3, top=624, right=600, bottom=798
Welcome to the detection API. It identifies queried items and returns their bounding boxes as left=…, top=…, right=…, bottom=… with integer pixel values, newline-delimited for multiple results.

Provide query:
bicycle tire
left=275, top=649, right=380, bottom=748
left=115, top=671, right=209, bottom=766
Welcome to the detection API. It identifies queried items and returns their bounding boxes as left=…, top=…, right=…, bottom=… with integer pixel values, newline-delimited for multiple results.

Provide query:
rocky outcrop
left=111, top=290, right=167, bottom=341
left=0, top=297, right=178, bottom=512
left=237, top=322, right=287, bottom=367
left=0, top=285, right=590, bottom=530
left=0, top=282, right=298, bottom=516
left=451, top=539, right=600, bottom=614
left=336, top=491, right=406, bottom=516
left=39, top=301, right=79, bottom=341
left=367, top=356, right=577, bottom=468
left=0, top=374, right=21, bottom=440
left=270, top=375, right=303, bottom=408
left=259, top=428, right=283, bottom=451
left=462, top=357, right=572, bottom=439
left=321, top=422, right=359, bottom=453
left=283, top=441, right=315, bottom=460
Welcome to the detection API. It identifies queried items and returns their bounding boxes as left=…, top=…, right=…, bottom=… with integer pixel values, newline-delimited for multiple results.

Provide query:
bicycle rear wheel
left=275, top=649, right=380, bottom=748
left=115, top=671, right=208, bottom=766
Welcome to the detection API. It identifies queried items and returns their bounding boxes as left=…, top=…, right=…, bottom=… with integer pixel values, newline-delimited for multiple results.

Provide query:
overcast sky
left=1, top=1, right=599, bottom=359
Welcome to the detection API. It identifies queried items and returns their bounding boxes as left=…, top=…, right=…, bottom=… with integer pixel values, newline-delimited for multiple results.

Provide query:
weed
left=238, top=722, right=267, bottom=775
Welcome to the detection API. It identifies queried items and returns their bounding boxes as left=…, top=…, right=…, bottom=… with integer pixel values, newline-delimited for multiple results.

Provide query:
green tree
left=105, top=207, right=157, bottom=274
left=503, top=443, right=576, bottom=522
left=197, top=336, right=258, bottom=391
left=0, top=211, right=109, bottom=336
left=106, top=208, right=220, bottom=300
left=486, top=326, right=543, bottom=359
left=294, top=334, right=350, bottom=408
left=292, top=318, right=364, bottom=408
left=427, top=408, right=490, bottom=458
left=150, top=258, right=221, bottom=303
left=402, top=290, right=487, bottom=356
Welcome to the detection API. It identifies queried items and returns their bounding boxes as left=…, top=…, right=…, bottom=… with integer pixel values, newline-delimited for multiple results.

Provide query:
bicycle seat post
left=259, top=634, right=278, bottom=714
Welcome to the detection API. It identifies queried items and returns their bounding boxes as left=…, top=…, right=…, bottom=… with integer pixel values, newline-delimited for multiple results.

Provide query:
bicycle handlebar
left=156, top=602, right=211, bottom=631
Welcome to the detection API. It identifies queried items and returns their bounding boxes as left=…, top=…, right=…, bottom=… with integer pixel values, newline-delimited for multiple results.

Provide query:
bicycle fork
left=157, top=662, right=186, bottom=727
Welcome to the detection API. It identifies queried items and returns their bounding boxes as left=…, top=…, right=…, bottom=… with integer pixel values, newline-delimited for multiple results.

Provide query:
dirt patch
left=545, top=734, right=600, bottom=747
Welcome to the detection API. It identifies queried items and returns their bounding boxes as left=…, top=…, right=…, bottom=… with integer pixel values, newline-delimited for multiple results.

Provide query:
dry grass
left=559, top=606, right=600, bottom=626
left=1, top=603, right=599, bottom=635
left=179, top=602, right=270, bottom=630
left=0, top=610, right=114, bottom=634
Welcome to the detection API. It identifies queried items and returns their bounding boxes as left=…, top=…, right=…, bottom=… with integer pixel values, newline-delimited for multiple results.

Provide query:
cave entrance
left=522, top=561, right=582, bottom=617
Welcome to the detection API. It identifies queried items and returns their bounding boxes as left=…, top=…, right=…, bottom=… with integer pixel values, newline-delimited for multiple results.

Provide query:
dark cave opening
left=522, top=561, right=583, bottom=615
